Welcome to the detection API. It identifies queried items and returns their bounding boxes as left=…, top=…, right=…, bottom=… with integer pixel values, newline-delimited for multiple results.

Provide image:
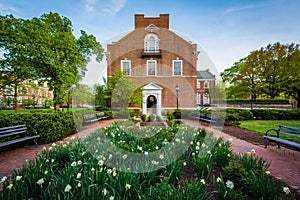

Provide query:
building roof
left=197, top=69, right=215, bottom=80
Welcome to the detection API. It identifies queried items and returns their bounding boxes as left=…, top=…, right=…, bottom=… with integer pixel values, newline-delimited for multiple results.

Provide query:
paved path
left=0, top=120, right=115, bottom=187
left=1, top=119, right=300, bottom=193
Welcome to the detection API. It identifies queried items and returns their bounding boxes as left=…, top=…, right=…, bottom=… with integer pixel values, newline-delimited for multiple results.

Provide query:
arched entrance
left=142, top=83, right=163, bottom=115
left=147, top=95, right=157, bottom=114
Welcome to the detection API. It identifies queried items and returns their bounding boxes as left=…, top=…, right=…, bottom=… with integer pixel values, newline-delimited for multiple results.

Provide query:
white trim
left=121, top=60, right=131, bottom=76
left=203, top=94, right=210, bottom=104
left=196, top=80, right=200, bottom=89
left=144, top=33, right=160, bottom=53
left=196, top=93, right=201, bottom=104
left=147, top=60, right=157, bottom=76
left=172, top=60, right=183, bottom=76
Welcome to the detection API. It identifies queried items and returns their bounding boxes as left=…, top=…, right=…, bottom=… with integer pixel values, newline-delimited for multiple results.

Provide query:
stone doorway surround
left=142, top=83, right=163, bottom=115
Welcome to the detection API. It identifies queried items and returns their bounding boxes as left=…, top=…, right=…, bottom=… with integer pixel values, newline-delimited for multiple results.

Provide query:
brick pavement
left=1, top=119, right=300, bottom=193
left=0, top=119, right=115, bottom=188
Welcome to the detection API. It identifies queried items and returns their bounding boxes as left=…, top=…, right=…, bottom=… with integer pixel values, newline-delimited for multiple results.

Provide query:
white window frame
left=172, top=60, right=182, bottom=76
left=121, top=60, right=131, bottom=76
left=196, top=81, right=200, bottom=89
left=147, top=60, right=157, bottom=76
left=17, top=96, right=22, bottom=104
left=204, top=94, right=210, bottom=105
left=38, top=98, right=42, bottom=105
left=196, top=93, right=201, bottom=104
left=44, top=90, right=48, bottom=97
left=144, top=33, right=160, bottom=53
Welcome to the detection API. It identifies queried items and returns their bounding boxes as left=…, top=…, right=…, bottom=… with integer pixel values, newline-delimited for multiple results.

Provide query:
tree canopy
left=0, top=12, right=104, bottom=110
left=221, top=42, right=300, bottom=107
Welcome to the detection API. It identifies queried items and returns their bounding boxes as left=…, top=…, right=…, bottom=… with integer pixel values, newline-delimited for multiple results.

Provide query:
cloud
left=223, top=4, right=266, bottom=14
left=84, top=0, right=99, bottom=13
left=0, top=3, right=19, bottom=15
left=103, top=0, right=127, bottom=15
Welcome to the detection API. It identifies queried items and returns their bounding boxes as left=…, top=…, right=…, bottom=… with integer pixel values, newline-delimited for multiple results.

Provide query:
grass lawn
left=239, top=120, right=300, bottom=143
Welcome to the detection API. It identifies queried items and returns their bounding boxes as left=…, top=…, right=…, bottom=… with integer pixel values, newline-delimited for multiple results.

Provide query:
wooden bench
left=82, top=112, right=109, bottom=125
left=264, top=125, right=300, bottom=149
left=0, top=124, right=40, bottom=149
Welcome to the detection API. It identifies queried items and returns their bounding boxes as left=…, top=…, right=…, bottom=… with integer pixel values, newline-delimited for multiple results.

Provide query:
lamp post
left=176, top=84, right=179, bottom=110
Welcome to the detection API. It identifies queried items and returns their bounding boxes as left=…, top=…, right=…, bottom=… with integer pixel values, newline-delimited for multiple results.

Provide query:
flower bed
left=0, top=122, right=297, bottom=199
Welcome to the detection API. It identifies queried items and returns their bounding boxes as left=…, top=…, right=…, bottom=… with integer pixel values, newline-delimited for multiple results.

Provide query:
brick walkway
left=0, top=119, right=115, bottom=188
left=1, top=119, right=300, bottom=193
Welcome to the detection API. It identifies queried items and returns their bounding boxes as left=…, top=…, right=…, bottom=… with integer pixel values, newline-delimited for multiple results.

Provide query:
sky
left=1, top=0, right=300, bottom=84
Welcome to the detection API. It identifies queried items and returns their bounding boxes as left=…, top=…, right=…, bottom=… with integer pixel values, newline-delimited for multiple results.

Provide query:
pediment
left=143, top=82, right=163, bottom=90
left=145, top=24, right=159, bottom=31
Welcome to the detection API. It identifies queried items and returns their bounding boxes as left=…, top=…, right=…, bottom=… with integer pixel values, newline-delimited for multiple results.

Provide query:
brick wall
left=107, top=14, right=199, bottom=109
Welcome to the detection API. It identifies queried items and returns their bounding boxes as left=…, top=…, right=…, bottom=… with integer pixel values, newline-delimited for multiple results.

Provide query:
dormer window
left=144, top=33, right=159, bottom=53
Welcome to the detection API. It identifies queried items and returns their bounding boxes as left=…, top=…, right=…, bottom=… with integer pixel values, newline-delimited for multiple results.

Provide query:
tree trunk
left=13, top=84, right=18, bottom=109
left=296, top=95, right=300, bottom=109
left=53, top=86, right=60, bottom=111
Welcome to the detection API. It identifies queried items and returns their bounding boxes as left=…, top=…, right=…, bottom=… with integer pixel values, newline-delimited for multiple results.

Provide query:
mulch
left=221, top=125, right=300, bottom=153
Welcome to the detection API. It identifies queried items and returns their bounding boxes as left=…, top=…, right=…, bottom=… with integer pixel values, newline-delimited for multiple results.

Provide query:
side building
left=196, top=69, right=216, bottom=106
left=0, top=80, right=53, bottom=108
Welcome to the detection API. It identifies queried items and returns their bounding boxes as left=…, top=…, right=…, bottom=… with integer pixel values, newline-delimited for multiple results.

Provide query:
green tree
left=0, top=13, right=104, bottom=111
left=94, top=84, right=107, bottom=110
left=72, top=84, right=94, bottom=107
left=106, top=70, right=142, bottom=110
left=221, top=42, right=300, bottom=107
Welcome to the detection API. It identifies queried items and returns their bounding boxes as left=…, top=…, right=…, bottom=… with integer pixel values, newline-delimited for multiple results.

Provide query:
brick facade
left=107, top=14, right=213, bottom=114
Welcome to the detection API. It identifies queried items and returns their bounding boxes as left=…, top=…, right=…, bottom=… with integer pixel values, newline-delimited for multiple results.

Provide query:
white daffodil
left=283, top=187, right=290, bottom=194
left=77, top=173, right=82, bottom=179
left=226, top=180, right=234, bottom=190
left=64, top=184, right=72, bottom=192
left=125, top=183, right=131, bottom=190
left=16, top=176, right=22, bottom=181
left=37, top=178, right=44, bottom=186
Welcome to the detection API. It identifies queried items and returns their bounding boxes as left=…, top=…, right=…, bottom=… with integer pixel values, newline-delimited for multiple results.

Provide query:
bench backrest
left=83, top=114, right=97, bottom=120
left=278, top=125, right=300, bottom=138
left=0, top=124, right=27, bottom=138
left=96, top=112, right=105, bottom=117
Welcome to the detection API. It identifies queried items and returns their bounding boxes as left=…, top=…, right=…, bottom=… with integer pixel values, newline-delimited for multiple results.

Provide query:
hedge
left=214, top=99, right=290, bottom=104
left=0, top=109, right=110, bottom=145
left=250, top=109, right=300, bottom=120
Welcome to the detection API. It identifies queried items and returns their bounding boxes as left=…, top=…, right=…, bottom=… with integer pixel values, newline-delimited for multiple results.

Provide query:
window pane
left=122, top=61, right=131, bottom=76
left=173, top=61, right=182, bottom=76
left=196, top=93, right=201, bottom=104
left=149, top=37, right=155, bottom=52
left=147, top=61, right=156, bottom=76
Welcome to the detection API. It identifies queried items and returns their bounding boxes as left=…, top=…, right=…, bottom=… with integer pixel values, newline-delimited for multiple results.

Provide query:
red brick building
left=196, top=69, right=216, bottom=106
left=106, top=14, right=215, bottom=115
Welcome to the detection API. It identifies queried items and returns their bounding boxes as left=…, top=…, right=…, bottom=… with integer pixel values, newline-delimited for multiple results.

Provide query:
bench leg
left=264, top=139, right=269, bottom=148
left=33, top=139, right=38, bottom=148
left=277, top=142, right=281, bottom=148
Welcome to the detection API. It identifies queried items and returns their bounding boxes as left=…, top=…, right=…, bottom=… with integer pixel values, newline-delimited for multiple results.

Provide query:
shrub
left=140, top=114, right=147, bottom=122
left=225, top=113, right=243, bottom=126
left=166, top=111, right=175, bottom=121
left=146, top=114, right=155, bottom=122
left=226, top=108, right=254, bottom=120
left=172, top=110, right=181, bottom=119
left=0, top=111, right=76, bottom=144
left=250, top=109, right=300, bottom=120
